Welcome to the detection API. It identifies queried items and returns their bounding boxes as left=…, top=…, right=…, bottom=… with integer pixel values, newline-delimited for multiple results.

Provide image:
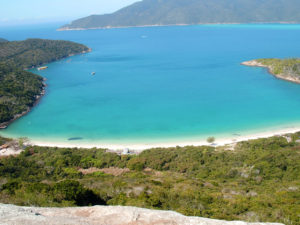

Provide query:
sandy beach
left=28, top=125, right=300, bottom=153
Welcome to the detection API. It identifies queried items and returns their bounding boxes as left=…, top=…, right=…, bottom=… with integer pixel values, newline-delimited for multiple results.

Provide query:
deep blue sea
left=1, top=23, right=300, bottom=146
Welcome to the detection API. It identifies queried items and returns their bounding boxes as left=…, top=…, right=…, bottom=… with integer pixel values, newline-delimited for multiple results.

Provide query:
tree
left=207, top=137, right=215, bottom=144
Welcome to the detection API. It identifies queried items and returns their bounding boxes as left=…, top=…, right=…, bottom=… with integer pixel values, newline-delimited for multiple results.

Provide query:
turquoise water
left=1, top=23, right=300, bottom=145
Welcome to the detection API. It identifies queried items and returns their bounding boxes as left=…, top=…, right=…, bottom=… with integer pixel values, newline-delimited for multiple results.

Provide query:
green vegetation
left=0, top=63, right=44, bottom=123
left=61, top=0, right=300, bottom=30
left=0, top=135, right=299, bottom=224
left=256, top=58, right=300, bottom=77
left=0, top=38, right=89, bottom=69
left=0, top=38, right=7, bottom=43
left=0, top=136, right=12, bottom=146
left=0, top=39, right=89, bottom=125
left=207, top=136, right=215, bottom=143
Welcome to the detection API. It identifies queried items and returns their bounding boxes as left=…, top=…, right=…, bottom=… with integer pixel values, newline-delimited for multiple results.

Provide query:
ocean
left=1, top=23, right=300, bottom=147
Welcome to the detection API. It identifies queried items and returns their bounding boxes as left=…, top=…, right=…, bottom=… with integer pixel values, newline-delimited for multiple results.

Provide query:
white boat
left=38, top=66, right=48, bottom=71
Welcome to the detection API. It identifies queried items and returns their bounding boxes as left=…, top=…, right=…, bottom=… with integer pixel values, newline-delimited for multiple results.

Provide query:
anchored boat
left=38, top=66, right=48, bottom=71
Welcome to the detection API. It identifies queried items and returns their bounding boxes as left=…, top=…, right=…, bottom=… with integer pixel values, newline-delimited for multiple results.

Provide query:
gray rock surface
left=0, top=204, right=284, bottom=225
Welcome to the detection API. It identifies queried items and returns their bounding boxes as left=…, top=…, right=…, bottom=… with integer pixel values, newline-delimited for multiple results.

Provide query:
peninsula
left=59, top=0, right=300, bottom=31
left=242, top=58, right=300, bottom=84
left=0, top=39, right=90, bottom=128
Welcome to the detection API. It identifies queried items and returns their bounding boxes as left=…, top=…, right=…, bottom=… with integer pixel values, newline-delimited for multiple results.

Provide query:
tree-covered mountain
left=60, top=0, right=300, bottom=30
left=0, top=39, right=90, bottom=126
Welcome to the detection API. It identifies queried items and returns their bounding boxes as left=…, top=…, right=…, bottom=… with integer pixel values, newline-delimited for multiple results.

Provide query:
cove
left=1, top=24, right=300, bottom=148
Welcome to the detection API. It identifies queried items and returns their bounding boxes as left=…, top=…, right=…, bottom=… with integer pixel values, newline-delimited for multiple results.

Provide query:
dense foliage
left=257, top=58, right=300, bottom=77
left=0, top=135, right=299, bottom=224
left=0, top=63, right=44, bottom=123
left=0, top=38, right=89, bottom=69
left=61, top=0, right=300, bottom=30
left=0, top=39, right=89, bottom=124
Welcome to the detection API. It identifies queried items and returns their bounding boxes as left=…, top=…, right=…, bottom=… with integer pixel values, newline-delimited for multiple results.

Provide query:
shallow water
left=1, top=23, right=300, bottom=145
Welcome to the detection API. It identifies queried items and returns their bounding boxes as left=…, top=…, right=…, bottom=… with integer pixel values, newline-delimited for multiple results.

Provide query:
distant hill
left=0, top=39, right=90, bottom=126
left=0, top=38, right=90, bottom=69
left=0, top=38, right=8, bottom=42
left=60, top=0, right=300, bottom=30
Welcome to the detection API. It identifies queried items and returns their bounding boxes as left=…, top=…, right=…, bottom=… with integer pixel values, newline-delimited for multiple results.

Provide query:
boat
left=91, top=72, right=96, bottom=75
left=37, top=66, right=48, bottom=71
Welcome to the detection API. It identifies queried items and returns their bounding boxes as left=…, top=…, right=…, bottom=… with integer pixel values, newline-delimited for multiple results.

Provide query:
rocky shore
left=241, top=60, right=300, bottom=84
left=0, top=204, right=284, bottom=225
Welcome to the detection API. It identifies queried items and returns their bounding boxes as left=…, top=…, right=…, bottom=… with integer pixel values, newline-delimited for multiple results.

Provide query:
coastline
left=57, top=22, right=299, bottom=31
left=0, top=49, right=91, bottom=130
left=241, top=60, right=300, bottom=84
left=0, top=80, right=46, bottom=129
left=28, top=125, right=300, bottom=153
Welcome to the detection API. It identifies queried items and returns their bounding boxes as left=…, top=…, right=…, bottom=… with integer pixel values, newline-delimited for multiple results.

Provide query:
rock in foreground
left=0, top=204, right=284, bottom=225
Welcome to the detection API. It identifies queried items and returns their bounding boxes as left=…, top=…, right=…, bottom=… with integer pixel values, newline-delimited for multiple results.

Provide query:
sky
left=0, top=0, right=139, bottom=25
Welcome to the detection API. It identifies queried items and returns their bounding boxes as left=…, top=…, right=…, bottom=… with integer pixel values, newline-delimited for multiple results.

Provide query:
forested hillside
left=60, top=0, right=300, bottom=30
left=0, top=39, right=90, bottom=126
left=0, top=64, right=44, bottom=124
left=0, top=135, right=299, bottom=224
left=0, top=39, right=89, bottom=69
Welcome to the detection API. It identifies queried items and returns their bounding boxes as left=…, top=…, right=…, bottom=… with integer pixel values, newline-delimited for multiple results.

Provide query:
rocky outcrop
left=242, top=60, right=300, bottom=84
left=0, top=204, right=284, bottom=225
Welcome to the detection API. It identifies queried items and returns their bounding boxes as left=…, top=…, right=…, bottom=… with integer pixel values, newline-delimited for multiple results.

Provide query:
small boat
left=38, top=66, right=48, bottom=71
left=91, top=72, right=96, bottom=75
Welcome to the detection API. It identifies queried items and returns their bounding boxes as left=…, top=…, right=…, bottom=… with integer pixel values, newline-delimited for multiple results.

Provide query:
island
left=59, top=0, right=300, bottom=31
left=0, top=39, right=91, bottom=128
left=242, top=58, right=300, bottom=84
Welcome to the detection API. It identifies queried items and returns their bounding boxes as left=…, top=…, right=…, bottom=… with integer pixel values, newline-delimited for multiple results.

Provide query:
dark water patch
left=68, top=137, right=84, bottom=141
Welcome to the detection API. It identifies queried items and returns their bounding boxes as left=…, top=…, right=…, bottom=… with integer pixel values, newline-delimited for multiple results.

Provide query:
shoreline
left=0, top=49, right=91, bottom=130
left=57, top=22, right=300, bottom=31
left=241, top=60, right=300, bottom=84
left=0, top=80, right=46, bottom=129
left=28, top=126, right=300, bottom=153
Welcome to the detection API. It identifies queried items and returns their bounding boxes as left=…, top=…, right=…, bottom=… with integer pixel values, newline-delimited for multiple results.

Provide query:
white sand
left=29, top=126, right=300, bottom=153
left=0, top=147, right=23, bottom=156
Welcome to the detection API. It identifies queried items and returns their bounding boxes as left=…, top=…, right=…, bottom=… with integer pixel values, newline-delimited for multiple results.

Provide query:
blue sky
left=0, top=0, right=139, bottom=25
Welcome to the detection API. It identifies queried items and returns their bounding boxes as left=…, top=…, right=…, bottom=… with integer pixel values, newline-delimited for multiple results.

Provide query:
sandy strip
left=29, top=126, right=300, bottom=153
left=0, top=147, right=23, bottom=157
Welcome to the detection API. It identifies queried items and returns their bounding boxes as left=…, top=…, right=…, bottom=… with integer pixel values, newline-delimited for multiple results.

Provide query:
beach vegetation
left=0, top=134, right=299, bottom=224
left=207, top=136, right=215, bottom=143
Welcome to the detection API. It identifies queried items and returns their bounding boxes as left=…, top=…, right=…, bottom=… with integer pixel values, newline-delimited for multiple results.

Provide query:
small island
left=0, top=38, right=91, bottom=128
left=242, top=58, right=300, bottom=84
